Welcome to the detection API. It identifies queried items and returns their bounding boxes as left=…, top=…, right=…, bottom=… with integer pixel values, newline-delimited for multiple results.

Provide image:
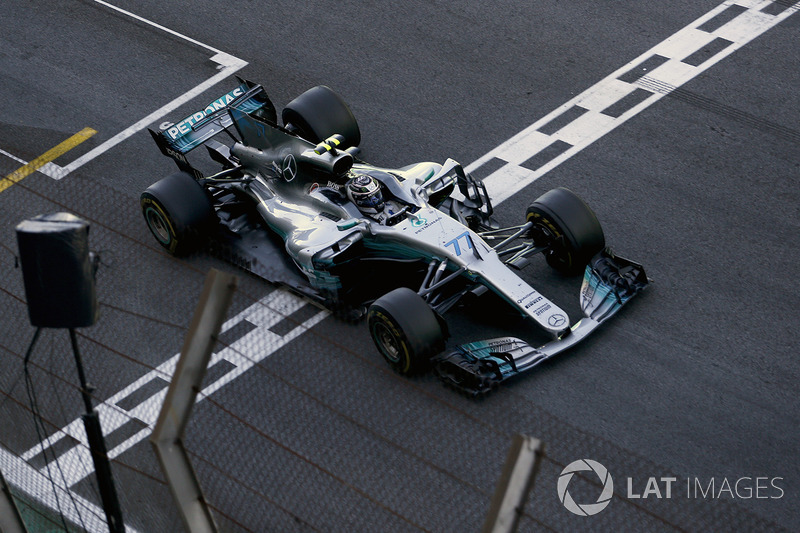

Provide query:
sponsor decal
left=548, top=314, right=567, bottom=328
left=516, top=291, right=537, bottom=304
left=413, top=216, right=441, bottom=234
left=581, top=280, right=597, bottom=303
left=166, top=86, right=245, bottom=140
left=517, top=291, right=544, bottom=310
left=164, top=145, right=184, bottom=161
left=486, top=338, right=516, bottom=347
left=308, top=181, right=342, bottom=194
left=525, top=296, right=543, bottom=310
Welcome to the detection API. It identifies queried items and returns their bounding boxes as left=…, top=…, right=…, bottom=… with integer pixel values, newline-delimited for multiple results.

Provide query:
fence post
left=0, top=467, right=28, bottom=533
left=150, top=268, right=238, bottom=533
left=482, top=434, right=544, bottom=533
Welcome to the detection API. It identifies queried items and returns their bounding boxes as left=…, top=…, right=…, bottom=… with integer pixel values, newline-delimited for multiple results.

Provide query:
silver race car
left=141, top=80, right=648, bottom=396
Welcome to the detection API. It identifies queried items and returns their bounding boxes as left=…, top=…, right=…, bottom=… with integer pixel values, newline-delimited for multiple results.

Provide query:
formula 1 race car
left=141, top=79, right=648, bottom=396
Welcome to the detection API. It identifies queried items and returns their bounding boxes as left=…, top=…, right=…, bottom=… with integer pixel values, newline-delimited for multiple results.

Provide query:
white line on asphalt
left=0, top=149, right=62, bottom=178
left=0, top=0, right=249, bottom=181
left=20, top=291, right=327, bottom=490
left=0, top=447, right=142, bottom=533
left=466, top=0, right=798, bottom=205
left=51, top=52, right=247, bottom=179
left=91, top=0, right=227, bottom=55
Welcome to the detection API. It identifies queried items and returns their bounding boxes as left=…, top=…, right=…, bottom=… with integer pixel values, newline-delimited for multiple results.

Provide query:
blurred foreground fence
left=0, top=161, right=787, bottom=532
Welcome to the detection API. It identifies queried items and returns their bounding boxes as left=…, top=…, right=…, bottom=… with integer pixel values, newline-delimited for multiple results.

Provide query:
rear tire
left=282, top=86, right=361, bottom=148
left=140, top=172, right=217, bottom=256
left=367, top=288, right=445, bottom=375
left=526, top=187, right=605, bottom=275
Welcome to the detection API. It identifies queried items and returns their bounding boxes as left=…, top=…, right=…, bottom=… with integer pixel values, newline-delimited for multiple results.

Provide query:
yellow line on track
left=0, top=127, right=97, bottom=193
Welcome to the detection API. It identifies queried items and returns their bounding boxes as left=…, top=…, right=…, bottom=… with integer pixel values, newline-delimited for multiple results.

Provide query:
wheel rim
left=145, top=207, right=171, bottom=244
left=528, top=215, right=573, bottom=270
left=373, top=322, right=402, bottom=363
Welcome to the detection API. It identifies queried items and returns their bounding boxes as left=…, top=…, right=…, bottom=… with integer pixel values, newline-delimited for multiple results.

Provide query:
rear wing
left=148, top=79, right=277, bottom=174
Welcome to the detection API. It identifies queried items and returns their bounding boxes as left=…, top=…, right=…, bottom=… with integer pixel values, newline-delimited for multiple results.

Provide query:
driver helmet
left=347, top=174, right=385, bottom=214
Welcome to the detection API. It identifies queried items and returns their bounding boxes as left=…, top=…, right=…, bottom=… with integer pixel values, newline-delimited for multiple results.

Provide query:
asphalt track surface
left=0, top=1, right=798, bottom=531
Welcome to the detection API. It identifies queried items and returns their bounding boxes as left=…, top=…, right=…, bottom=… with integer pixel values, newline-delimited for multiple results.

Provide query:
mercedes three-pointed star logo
left=548, top=314, right=567, bottom=328
left=282, top=154, right=297, bottom=182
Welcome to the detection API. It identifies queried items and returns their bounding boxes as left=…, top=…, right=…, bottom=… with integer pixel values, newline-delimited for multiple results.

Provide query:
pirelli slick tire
left=282, top=85, right=361, bottom=148
left=526, top=187, right=605, bottom=275
left=140, top=172, right=217, bottom=256
left=368, top=287, right=445, bottom=375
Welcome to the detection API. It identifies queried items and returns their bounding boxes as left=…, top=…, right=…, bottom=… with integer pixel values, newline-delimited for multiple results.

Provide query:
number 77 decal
left=445, top=231, right=473, bottom=257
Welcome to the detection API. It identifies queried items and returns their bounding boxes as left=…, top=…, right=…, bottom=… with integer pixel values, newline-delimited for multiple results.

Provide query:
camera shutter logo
left=557, top=459, right=614, bottom=516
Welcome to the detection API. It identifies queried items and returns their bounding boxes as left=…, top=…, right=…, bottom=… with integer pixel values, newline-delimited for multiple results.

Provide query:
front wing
left=433, top=249, right=649, bottom=396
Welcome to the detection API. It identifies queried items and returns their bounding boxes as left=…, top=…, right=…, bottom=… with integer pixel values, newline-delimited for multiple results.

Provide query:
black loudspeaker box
left=16, top=212, right=98, bottom=328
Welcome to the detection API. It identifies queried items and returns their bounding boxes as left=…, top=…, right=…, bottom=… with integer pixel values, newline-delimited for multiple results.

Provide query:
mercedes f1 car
left=141, top=79, right=648, bottom=396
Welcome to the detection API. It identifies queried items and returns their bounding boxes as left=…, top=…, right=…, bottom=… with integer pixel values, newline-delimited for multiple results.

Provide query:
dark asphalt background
left=1, top=0, right=798, bottom=531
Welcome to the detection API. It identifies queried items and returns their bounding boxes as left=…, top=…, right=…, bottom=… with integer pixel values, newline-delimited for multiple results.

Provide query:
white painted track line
left=0, top=0, right=249, bottom=181
left=0, top=446, right=142, bottom=533
left=466, top=0, right=799, bottom=205
left=52, top=52, right=247, bottom=179
left=91, top=0, right=227, bottom=55
left=20, top=292, right=327, bottom=489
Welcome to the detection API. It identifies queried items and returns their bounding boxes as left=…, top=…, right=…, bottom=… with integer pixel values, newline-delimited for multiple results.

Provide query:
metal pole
left=150, top=268, right=238, bottom=533
left=482, top=434, right=544, bottom=533
left=69, top=328, right=125, bottom=533
left=0, top=467, right=28, bottom=533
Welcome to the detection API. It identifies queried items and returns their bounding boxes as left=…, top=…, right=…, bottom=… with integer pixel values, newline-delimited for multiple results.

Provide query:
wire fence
left=0, top=161, right=789, bottom=532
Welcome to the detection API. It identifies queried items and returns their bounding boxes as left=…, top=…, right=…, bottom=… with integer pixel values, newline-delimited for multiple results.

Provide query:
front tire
left=140, top=172, right=217, bottom=256
left=526, top=187, right=605, bottom=275
left=367, top=288, right=446, bottom=375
